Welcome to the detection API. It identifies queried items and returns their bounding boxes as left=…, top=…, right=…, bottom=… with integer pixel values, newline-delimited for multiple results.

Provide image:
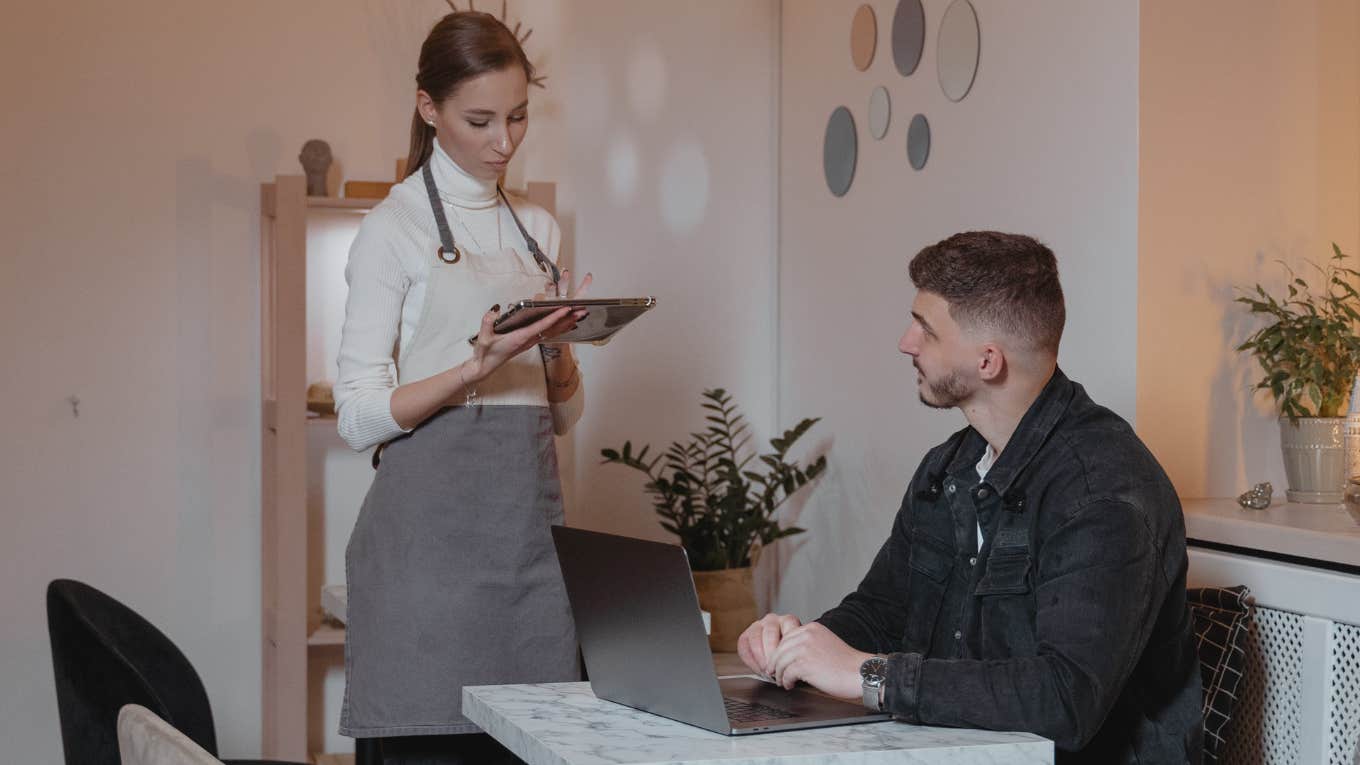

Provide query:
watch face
left=860, top=657, right=888, bottom=680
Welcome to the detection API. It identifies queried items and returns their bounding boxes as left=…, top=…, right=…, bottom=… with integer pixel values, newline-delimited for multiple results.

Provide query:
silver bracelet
left=459, top=365, right=479, bottom=407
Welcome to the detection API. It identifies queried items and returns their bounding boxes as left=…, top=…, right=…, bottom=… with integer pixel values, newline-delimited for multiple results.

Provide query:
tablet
left=484, top=297, right=657, bottom=345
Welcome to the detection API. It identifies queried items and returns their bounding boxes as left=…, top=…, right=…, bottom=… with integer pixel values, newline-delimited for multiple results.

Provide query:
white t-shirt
left=975, top=444, right=996, bottom=550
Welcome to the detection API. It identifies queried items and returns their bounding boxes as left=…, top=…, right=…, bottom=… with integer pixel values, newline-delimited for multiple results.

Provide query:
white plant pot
left=1279, top=416, right=1346, bottom=503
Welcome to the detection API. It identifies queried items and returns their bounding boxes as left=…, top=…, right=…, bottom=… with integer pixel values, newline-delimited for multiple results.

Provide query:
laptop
left=551, top=526, right=893, bottom=735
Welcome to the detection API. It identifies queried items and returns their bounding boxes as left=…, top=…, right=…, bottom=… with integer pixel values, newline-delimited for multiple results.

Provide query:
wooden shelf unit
left=260, top=174, right=557, bottom=761
left=307, top=624, right=347, bottom=647
left=261, top=174, right=325, bottom=762
left=306, top=196, right=381, bottom=211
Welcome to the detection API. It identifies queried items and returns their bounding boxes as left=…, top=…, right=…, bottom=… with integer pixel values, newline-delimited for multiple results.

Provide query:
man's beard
left=917, top=366, right=972, bottom=409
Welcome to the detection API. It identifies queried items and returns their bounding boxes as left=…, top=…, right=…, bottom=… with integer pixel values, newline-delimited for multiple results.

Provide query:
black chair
left=46, top=579, right=306, bottom=765
left=1186, top=584, right=1253, bottom=763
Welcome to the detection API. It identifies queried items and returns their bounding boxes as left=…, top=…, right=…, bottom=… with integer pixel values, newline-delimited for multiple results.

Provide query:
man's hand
left=737, top=613, right=802, bottom=678
left=767, top=622, right=872, bottom=701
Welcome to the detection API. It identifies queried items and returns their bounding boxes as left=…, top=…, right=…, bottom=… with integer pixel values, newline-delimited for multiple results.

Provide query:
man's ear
left=978, top=343, right=1006, bottom=382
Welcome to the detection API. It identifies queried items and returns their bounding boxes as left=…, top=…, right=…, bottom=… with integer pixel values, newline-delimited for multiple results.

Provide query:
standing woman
left=333, top=10, right=589, bottom=764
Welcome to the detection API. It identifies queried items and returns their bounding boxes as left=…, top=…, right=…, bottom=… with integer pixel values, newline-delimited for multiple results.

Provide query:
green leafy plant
left=600, top=388, right=826, bottom=571
left=1235, top=244, right=1360, bottom=420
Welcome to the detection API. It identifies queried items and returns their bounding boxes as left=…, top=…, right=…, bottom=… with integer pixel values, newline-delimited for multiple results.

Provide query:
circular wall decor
left=891, top=0, right=926, bottom=77
left=868, top=86, right=891, bottom=140
left=938, top=0, right=980, bottom=102
left=907, top=113, right=931, bottom=170
left=850, top=4, right=877, bottom=71
left=823, top=106, right=858, bottom=197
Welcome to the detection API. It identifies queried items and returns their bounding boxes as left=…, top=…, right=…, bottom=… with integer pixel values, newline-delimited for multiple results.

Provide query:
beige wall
left=1138, top=0, right=1360, bottom=499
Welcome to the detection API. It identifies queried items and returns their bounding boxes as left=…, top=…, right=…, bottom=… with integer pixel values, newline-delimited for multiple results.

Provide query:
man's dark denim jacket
left=817, top=369, right=1203, bottom=763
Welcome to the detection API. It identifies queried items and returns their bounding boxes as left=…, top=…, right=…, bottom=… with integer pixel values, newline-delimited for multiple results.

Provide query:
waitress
left=333, top=10, right=589, bottom=764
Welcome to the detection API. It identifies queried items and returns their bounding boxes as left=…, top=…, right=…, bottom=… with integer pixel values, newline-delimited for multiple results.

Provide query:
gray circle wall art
left=891, top=0, right=926, bottom=77
left=938, top=0, right=980, bottom=102
left=868, top=86, right=891, bottom=140
left=907, top=113, right=931, bottom=170
left=823, top=106, right=858, bottom=197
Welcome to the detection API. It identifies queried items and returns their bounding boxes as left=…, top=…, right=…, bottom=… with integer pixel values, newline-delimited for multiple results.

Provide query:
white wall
left=557, top=1, right=780, bottom=541
left=1137, top=0, right=1360, bottom=499
left=773, top=0, right=1140, bottom=617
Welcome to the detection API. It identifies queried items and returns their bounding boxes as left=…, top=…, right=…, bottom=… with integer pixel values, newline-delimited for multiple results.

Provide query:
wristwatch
left=859, top=656, right=888, bottom=712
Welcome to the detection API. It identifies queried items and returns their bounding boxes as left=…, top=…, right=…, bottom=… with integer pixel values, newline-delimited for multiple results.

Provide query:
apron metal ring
left=438, top=245, right=462, bottom=264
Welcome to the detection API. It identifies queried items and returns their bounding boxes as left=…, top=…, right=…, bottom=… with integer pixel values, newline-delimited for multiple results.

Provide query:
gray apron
left=339, top=168, right=578, bottom=738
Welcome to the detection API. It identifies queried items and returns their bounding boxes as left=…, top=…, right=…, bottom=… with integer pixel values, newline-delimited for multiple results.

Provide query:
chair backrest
left=118, top=704, right=224, bottom=765
left=46, top=579, right=218, bottom=765
left=1186, top=584, right=1253, bottom=763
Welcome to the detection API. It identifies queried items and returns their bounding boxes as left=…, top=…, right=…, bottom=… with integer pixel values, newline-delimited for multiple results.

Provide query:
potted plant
left=1236, top=244, right=1360, bottom=503
left=601, top=388, right=826, bottom=650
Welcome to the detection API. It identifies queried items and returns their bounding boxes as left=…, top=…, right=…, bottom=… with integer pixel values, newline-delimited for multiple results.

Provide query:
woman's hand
left=390, top=291, right=584, bottom=431
left=554, top=268, right=593, bottom=302
left=464, top=302, right=580, bottom=384
left=539, top=268, right=592, bottom=354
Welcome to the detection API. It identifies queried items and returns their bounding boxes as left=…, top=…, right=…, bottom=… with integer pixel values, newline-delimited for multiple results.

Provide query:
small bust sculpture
left=298, top=139, right=333, bottom=196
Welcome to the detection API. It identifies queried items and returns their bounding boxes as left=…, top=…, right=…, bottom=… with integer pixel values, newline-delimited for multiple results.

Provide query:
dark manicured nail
left=490, top=304, right=500, bottom=313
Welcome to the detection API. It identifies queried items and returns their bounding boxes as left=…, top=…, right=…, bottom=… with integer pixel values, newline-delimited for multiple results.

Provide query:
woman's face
left=420, top=66, right=530, bottom=181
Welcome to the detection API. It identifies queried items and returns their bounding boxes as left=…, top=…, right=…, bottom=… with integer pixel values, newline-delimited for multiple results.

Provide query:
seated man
left=738, top=232, right=1203, bottom=763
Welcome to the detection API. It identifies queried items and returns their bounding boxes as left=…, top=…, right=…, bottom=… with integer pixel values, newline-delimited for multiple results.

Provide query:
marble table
left=463, top=681, right=1053, bottom=765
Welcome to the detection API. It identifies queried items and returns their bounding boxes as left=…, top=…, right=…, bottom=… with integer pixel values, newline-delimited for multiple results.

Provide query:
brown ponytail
left=403, top=11, right=538, bottom=178
left=406, top=110, right=438, bottom=181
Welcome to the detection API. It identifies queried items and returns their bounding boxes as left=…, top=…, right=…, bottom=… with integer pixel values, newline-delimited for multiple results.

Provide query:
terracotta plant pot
left=691, top=566, right=757, bottom=653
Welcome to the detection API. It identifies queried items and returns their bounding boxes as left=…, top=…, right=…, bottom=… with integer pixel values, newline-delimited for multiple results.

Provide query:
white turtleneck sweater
left=333, top=142, right=570, bottom=451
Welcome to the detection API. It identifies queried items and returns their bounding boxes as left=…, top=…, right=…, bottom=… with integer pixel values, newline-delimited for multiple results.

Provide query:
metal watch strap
left=860, top=656, right=888, bottom=712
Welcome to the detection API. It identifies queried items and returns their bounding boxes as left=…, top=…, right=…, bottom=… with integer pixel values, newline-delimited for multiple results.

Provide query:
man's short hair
left=908, top=231, right=1065, bottom=354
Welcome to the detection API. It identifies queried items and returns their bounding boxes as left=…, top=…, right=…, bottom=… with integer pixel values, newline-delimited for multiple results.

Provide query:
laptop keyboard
left=723, top=696, right=798, bottom=723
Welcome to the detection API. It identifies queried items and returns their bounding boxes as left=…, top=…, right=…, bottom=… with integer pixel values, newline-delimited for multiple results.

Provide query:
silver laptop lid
left=551, top=526, right=730, bottom=733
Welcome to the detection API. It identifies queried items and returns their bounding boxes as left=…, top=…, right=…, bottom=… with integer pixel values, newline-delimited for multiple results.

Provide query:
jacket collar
left=944, top=367, right=1075, bottom=500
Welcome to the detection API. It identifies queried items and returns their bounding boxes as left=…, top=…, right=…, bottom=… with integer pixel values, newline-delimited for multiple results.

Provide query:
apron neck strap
left=498, top=185, right=560, bottom=285
left=421, top=161, right=558, bottom=286
left=421, top=161, right=458, bottom=256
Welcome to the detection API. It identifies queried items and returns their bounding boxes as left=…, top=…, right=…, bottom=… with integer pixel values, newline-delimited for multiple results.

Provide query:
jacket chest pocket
left=902, top=534, right=954, bottom=653
left=973, top=545, right=1037, bottom=656
left=974, top=546, right=1031, bottom=595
